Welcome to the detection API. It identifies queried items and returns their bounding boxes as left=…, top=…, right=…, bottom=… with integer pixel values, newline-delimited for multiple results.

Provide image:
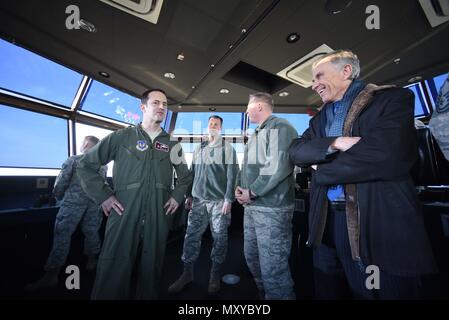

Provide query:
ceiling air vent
left=99, top=0, right=164, bottom=24
left=419, top=0, right=449, bottom=27
left=277, top=44, right=333, bottom=88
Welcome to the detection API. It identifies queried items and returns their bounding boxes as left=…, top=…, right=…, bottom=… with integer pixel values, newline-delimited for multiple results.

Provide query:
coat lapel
left=343, top=83, right=395, bottom=261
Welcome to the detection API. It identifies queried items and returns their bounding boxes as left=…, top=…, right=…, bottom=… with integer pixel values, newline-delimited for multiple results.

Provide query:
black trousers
left=313, top=202, right=423, bottom=300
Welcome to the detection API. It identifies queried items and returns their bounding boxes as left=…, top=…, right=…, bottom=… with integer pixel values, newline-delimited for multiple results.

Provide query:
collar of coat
left=200, top=136, right=225, bottom=148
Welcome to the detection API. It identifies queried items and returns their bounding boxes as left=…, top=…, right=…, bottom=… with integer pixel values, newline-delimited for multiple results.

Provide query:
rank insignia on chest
left=155, top=141, right=169, bottom=152
left=136, top=140, right=148, bottom=151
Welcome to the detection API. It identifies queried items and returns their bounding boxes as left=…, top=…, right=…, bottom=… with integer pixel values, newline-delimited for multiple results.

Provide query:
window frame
left=0, top=38, right=85, bottom=108
left=79, top=79, right=142, bottom=126
left=0, top=103, right=70, bottom=170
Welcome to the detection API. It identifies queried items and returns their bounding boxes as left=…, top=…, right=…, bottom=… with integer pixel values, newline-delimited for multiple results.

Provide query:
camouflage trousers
left=244, top=204, right=296, bottom=300
left=181, top=199, right=231, bottom=267
left=45, top=203, right=103, bottom=270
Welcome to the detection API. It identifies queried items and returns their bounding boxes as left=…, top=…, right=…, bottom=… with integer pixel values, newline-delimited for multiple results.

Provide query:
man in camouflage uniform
left=25, top=136, right=107, bottom=291
left=235, top=92, right=298, bottom=300
left=168, top=115, right=239, bottom=295
left=429, top=72, right=449, bottom=160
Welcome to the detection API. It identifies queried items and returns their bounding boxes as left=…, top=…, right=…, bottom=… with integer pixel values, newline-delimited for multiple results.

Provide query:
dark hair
left=141, top=89, right=167, bottom=104
left=85, top=135, right=100, bottom=145
left=208, top=115, right=223, bottom=125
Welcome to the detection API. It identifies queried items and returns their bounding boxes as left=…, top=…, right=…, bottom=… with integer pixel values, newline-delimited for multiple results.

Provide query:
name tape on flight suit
left=155, top=141, right=169, bottom=152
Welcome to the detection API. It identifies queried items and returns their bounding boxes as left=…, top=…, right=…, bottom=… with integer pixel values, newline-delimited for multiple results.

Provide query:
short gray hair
left=249, top=92, right=274, bottom=110
left=85, top=135, right=100, bottom=145
left=313, top=50, right=360, bottom=80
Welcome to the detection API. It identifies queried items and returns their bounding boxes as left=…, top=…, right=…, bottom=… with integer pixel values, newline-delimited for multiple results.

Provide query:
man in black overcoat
left=289, top=50, right=437, bottom=299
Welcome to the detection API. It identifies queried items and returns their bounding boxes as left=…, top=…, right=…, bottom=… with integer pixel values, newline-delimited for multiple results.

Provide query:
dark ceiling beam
left=181, top=0, right=282, bottom=104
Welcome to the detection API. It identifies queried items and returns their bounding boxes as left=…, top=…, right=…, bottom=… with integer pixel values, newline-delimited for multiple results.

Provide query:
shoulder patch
left=136, top=140, right=148, bottom=151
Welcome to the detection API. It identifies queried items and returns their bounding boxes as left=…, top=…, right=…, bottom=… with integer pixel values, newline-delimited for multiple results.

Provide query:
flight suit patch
left=155, top=141, right=169, bottom=152
left=136, top=140, right=148, bottom=151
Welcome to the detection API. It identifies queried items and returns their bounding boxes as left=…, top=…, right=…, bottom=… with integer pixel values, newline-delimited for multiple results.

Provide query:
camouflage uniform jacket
left=239, top=115, right=298, bottom=208
left=189, top=138, right=239, bottom=202
left=53, top=154, right=107, bottom=205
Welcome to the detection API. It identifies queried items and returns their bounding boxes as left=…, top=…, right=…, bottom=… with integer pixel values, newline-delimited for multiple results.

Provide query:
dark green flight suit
left=77, top=124, right=192, bottom=299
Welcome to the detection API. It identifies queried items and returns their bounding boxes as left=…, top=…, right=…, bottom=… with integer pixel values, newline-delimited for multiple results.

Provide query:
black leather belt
left=328, top=201, right=346, bottom=211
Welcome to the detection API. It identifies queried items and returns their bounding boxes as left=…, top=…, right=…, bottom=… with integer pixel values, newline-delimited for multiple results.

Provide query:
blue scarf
left=325, top=80, right=365, bottom=202
left=325, top=80, right=366, bottom=137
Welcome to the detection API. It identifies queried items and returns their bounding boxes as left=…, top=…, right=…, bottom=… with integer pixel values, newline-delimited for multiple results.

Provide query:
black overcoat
left=289, top=87, right=437, bottom=276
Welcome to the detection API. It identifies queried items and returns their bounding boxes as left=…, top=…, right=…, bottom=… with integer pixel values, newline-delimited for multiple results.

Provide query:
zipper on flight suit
left=136, top=125, right=153, bottom=246
left=140, top=218, right=145, bottom=240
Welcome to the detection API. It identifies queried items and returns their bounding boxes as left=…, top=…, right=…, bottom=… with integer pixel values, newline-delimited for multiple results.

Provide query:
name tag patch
left=155, top=141, right=169, bottom=152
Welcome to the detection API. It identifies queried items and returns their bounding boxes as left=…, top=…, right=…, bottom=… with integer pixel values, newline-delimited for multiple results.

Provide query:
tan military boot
left=208, top=272, right=221, bottom=295
left=168, top=268, right=193, bottom=294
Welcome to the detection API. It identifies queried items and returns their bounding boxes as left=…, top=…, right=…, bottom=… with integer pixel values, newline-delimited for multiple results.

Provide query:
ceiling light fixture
left=177, top=53, right=185, bottom=61
left=394, top=58, right=401, bottom=64
left=209, top=107, right=216, bottom=111
left=78, top=19, right=97, bottom=33
left=279, top=91, right=289, bottom=97
left=325, top=0, right=353, bottom=14
left=99, top=71, right=110, bottom=78
left=219, top=88, right=230, bottom=94
left=286, top=33, right=300, bottom=43
left=164, top=72, right=176, bottom=79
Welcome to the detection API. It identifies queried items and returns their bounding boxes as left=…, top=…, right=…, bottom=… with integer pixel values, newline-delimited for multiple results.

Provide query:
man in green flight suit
left=77, top=89, right=192, bottom=299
